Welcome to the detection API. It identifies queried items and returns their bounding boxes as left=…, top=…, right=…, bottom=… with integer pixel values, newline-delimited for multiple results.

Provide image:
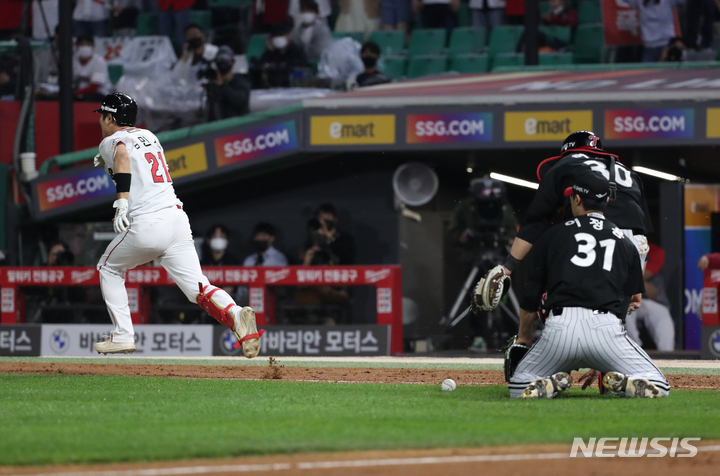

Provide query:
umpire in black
left=509, top=168, right=669, bottom=399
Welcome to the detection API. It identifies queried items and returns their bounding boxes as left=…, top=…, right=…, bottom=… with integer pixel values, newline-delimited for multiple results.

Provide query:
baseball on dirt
left=441, top=379, right=456, bottom=391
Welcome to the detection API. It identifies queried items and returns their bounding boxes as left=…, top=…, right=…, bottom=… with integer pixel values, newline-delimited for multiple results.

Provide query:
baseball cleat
left=233, top=306, right=262, bottom=359
left=522, top=372, right=573, bottom=399
left=602, top=371, right=661, bottom=398
left=94, top=337, right=135, bottom=355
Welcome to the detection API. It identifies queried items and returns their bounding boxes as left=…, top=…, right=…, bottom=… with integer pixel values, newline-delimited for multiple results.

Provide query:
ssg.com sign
left=36, top=168, right=115, bottom=212
left=214, top=120, right=299, bottom=166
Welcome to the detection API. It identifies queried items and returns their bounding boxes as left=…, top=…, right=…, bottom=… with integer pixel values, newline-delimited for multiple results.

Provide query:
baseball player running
left=509, top=170, right=669, bottom=398
left=474, top=131, right=651, bottom=313
left=92, top=92, right=263, bottom=357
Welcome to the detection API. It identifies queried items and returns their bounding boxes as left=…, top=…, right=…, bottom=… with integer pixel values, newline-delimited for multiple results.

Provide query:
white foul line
left=11, top=445, right=720, bottom=476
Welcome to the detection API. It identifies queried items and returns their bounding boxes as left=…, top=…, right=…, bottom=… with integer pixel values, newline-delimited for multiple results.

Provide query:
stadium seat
left=135, top=13, right=158, bottom=36
left=488, top=26, right=524, bottom=59
left=448, top=53, right=489, bottom=73
left=246, top=34, right=268, bottom=60
left=108, top=64, right=124, bottom=85
left=332, top=31, right=365, bottom=43
left=458, top=2, right=472, bottom=27
left=492, top=52, right=523, bottom=70
left=380, top=56, right=406, bottom=79
left=190, top=11, right=212, bottom=33
left=539, top=52, right=573, bottom=65
left=368, top=30, right=406, bottom=56
left=406, top=54, right=448, bottom=78
left=407, top=29, right=447, bottom=57
left=578, top=1, right=603, bottom=24
left=539, top=25, right=572, bottom=46
left=573, top=23, right=605, bottom=63
left=448, top=27, right=487, bottom=56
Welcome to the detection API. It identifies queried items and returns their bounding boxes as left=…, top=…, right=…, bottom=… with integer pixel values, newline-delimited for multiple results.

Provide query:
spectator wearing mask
left=661, top=36, right=687, bottom=61
left=469, top=0, right=505, bottom=32
left=685, top=0, right=717, bottom=52
left=541, top=0, right=577, bottom=28
left=201, top=225, right=240, bottom=266
left=158, top=0, right=195, bottom=49
left=206, top=46, right=251, bottom=121
left=381, top=0, right=412, bottom=32
left=243, top=223, right=288, bottom=266
left=355, top=41, right=391, bottom=87
left=73, top=0, right=111, bottom=37
left=625, top=0, right=683, bottom=62
left=258, top=20, right=308, bottom=87
left=289, top=0, right=332, bottom=25
left=73, top=35, right=111, bottom=101
left=413, top=0, right=460, bottom=31
left=173, top=24, right=219, bottom=83
left=625, top=244, right=675, bottom=351
left=291, top=0, right=333, bottom=61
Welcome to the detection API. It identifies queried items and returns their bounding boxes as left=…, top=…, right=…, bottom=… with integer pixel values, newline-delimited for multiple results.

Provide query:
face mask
left=188, top=37, right=203, bottom=49
left=361, top=56, right=377, bottom=68
left=254, top=240, right=270, bottom=253
left=209, top=237, right=228, bottom=252
left=216, top=62, right=233, bottom=74
left=272, top=36, right=289, bottom=49
left=300, top=12, right=317, bottom=25
left=78, top=45, right=93, bottom=59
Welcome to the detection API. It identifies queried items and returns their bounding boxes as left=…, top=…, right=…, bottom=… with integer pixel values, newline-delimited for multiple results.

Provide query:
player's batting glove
left=112, top=199, right=130, bottom=233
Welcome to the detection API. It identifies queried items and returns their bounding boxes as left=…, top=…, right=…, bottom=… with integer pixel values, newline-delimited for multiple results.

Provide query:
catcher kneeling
left=474, top=171, right=670, bottom=399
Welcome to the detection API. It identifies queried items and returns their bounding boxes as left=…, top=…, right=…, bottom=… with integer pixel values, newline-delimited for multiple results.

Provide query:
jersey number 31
left=571, top=233, right=616, bottom=271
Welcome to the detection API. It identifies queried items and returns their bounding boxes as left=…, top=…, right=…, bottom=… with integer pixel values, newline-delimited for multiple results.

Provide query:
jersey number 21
left=571, top=233, right=616, bottom=271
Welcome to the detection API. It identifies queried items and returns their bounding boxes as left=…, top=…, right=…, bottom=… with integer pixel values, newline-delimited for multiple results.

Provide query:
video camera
left=468, top=178, right=508, bottom=232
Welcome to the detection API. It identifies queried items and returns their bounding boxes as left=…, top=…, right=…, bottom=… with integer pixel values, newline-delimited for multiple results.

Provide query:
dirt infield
left=1, top=361, right=718, bottom=390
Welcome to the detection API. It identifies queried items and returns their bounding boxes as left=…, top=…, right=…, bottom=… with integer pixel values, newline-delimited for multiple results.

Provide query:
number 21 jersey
left=98, top=127, right=181, bottom=217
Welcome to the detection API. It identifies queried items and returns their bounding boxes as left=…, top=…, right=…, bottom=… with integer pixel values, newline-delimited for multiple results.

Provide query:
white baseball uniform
left=96, top=127, right=239, bottom=344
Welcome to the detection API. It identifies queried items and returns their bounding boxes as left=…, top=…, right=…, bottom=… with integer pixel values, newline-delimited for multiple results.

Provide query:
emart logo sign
left=310, top=115, right=395, bottom=145
left=505, top=111, right=592, bottom=141
left=570, top=437, right=700, bottom=458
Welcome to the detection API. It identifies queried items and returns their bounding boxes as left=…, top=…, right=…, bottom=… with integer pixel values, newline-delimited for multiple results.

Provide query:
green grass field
left=2, top=373, right=720, bottom=466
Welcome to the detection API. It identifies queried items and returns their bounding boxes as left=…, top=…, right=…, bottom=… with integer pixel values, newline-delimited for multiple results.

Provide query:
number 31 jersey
left=98, top=127, right=181, bottom=218
left=520, top=212, right=645, bottom=318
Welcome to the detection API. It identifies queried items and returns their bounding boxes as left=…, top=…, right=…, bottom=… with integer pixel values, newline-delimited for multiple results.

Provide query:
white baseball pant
left=509, top=308, right=670, bottom=398
left=626, top=299, right=675, bottom=351
left=97, top=206, right=236, bottom=343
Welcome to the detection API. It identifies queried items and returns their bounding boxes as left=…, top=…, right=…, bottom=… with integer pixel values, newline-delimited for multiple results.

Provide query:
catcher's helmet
left=94, top=92, right=137, bottom=127
left=560, top=131, right=602, bottom=153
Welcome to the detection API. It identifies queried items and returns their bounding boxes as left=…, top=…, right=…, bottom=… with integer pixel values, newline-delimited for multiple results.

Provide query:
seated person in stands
left=541, top=0, right=577, bottom=28
left=243, top=223, right=289, bottom=266
left=257, top=20, right=309, bottom=88
left=172, top=23, right=219, bottom=83
left=355, top=42, right=391, bottom=88
left=205, top=45, right=251, bottom=121
left=291, top=0, right=333, bottom=62
left=73, top=35, right=111, bottom=101
left=201, top=224, right=240, bottom=266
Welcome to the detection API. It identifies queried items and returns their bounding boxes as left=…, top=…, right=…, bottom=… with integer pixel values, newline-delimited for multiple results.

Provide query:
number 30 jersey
left=520, top=212, right=645, bottom=317
left=98, top=127, right=181, bottom=218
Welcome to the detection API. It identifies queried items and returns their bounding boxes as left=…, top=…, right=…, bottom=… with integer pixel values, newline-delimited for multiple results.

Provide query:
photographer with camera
left=302, top=204, right=356, bottom=266
left=205, top=46, right=251, bottom=121
left=448, top=175, right=518, bottom=352
left=172, top=23, right=219, bottom=85
left=256, top=20, right=309, bottom=88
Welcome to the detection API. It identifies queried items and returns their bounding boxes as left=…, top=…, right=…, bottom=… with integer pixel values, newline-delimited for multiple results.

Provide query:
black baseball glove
left=503, top=335, right=530, bottom=382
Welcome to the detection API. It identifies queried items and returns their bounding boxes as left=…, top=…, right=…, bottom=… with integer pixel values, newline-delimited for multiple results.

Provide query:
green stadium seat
left=449, top=53, right=489, bottom=73
left=135, top=13, right=158, bottom=36
left=380, top=56, right=406, bottom=79
left=578, top=1, right=603, bottom=24
left=246, top=34, right=268, bottom=60
left=406, top=54, right=448, bottom=78
left=458, top=2, right=472, bottom=27
left=190, top=11, right=213, bottom=33
left=407, top=29, right=447, bottom=57
left=539, top=25, right=572, bottom=46
left=488, top=26, right=524, bottom=59
left=448, top=27, right=487, bottom=56
left=108, top=64, right=124, bottom=85
left=368, top=30, right=406, bottom=56
left=573, top=23, right=605, bottom=63
left=492, top=52, right=523, bottom=70
left=539, top=52, right=573, bottom=66
left=332, top=31, right=365, bottom=43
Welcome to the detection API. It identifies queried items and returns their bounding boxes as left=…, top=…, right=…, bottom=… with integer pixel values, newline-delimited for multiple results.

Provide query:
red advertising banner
left=602, top=0, right=680, bottom=47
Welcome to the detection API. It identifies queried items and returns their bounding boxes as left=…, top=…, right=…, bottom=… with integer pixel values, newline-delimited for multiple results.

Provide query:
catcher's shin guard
left=196, top=283, right=236, bottom=329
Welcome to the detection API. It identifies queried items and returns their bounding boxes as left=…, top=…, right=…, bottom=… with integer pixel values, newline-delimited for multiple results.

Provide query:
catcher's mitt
left=471, top=265, right=511, bottom=314
left=503, top=335, right=530, bottom=382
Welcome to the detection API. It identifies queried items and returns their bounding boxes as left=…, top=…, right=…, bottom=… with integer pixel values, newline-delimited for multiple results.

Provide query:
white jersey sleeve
left=100, top=128, right=182, bottom=217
